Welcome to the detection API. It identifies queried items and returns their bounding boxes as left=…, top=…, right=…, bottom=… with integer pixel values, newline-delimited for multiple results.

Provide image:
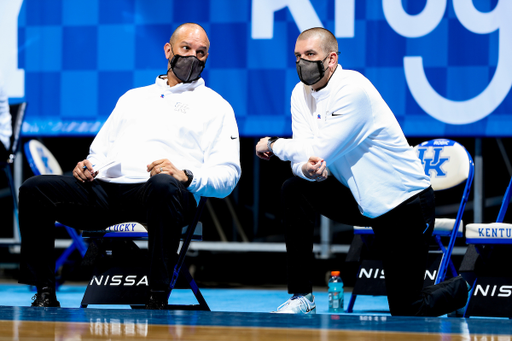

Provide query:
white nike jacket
left=273, top=66, right=430, bottom=218
left=88, top=76, right=241, bottom=204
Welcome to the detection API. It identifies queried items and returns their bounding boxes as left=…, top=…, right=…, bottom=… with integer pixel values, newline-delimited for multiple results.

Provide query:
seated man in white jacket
left=256, top=27, right=468, bottom=316
left=18, top=23, right=241, bottom=309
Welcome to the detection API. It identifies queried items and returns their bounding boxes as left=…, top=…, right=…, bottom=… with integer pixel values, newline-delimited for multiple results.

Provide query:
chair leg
left=53, top=226, right=88, bottom=287
left=165, top=197, right=209, bottom=310
left=3, top=165, right=21, bottom=242
left=55, top=243, right=77, bottom=273
left=64, top=225, right=88, bottom=256
left=463, top=278, right=477, bottom=317
left=346, top=294, right=357, bottom=313
left=167, top=265, right=210, bottom=311
left=170, top=197, right=207, bottom=289
left=434, top=235, right=459, bottom=284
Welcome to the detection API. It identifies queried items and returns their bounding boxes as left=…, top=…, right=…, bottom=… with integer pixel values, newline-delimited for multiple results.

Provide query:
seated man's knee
left=19, top=176, right=52, bottom=200
left=146, top=174, right=181, bottom=201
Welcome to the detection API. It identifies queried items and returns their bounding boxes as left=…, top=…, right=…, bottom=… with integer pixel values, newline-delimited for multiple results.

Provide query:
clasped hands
left=302, top=156, right=328, bottom=182
left=73, top=159, right=187, bottom=183
left=255, top=137, right=327, bottom=182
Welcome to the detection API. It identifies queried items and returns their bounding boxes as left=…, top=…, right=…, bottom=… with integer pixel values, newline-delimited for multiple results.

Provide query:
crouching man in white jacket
left=256, top=27, right=468, bottom=316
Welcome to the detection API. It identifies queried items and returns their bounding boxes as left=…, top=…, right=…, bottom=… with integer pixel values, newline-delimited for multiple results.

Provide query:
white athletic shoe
left=272, top=294, right=316, bottom=314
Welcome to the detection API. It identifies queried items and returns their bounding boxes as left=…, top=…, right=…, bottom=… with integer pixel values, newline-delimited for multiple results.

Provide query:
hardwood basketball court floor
left=0, top=284, right=510, bottom=340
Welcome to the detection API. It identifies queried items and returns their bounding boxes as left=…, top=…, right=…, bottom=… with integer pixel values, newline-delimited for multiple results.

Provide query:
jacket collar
left=156, top=75, right=204, bottom=94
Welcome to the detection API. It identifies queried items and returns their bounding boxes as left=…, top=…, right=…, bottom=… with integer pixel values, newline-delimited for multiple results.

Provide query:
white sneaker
left=272, top=294, right=316, bottom=314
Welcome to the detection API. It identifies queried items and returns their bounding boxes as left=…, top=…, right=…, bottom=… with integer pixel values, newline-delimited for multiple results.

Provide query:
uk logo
left=175, top=102, right=189, bottom=114
left=417, top=147, right=449, bottom=177
left=36, top=146, right=53, bottom=174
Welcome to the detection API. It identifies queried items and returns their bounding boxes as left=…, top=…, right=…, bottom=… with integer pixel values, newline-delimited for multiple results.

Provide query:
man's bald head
left=297, top=27, right=338, bottom=55
left=170, top=23, right=210, bottom=50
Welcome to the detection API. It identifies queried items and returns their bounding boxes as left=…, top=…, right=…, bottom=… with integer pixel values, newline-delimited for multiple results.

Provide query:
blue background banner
left=4, top=0, right=511, bottom=137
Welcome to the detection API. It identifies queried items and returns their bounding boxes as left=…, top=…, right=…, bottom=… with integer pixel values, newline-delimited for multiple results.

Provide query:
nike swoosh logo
left=231, top=136, right=238, bottom=140
left=332, top=113, right=342, bottom=116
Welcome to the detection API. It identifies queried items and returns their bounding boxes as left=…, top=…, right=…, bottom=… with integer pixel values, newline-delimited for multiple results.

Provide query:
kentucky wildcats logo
left=417, top=147, right=449, bottom=177
left=174, top=102, right=189, bottom=114
left=36, top=146, right=53, bottom=174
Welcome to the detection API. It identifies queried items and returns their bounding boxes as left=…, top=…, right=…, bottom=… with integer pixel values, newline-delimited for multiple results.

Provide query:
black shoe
left=31, top=292, right=61, bottom=308
left=145, top=291, right=169, bottom=310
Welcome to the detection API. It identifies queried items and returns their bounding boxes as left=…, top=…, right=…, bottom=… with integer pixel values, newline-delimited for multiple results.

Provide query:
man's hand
left=302, top=156, right=328, bottom=182
left=74, top=159, right=98, bottom=183
left=256, top=137, right=273, bottom=160
left=147, top=159, right=188, bottom=183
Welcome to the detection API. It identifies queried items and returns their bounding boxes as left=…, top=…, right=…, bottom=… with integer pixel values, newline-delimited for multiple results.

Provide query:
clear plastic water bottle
left=328, top=271, right=344, bottom=313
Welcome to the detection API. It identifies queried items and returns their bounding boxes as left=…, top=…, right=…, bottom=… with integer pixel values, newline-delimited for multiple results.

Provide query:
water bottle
left=328, top=271, right=344, bottom=312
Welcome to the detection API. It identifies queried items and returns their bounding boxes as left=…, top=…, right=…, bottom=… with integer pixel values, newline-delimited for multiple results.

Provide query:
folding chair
left=0, top=102, right=27, bottom=244
left=463, top=176, right=512, bottom=318
left=346, top=139, right=474, bottom=313
left=80, top=197, right=209, bottom=310
left=23, top=139, right=88, bottom=278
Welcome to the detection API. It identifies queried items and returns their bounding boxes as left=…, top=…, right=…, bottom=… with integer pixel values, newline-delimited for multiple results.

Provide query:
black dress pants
left=0, top=142, right=8, bottom=162
left=281, top=176, right=467, bottom=316
left=18, top=174, right=196, bottom=292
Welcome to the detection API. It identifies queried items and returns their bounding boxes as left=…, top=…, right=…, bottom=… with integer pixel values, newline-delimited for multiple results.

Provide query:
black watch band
left=183, top=169, right=193, bottom=188
left=267, top=136, right=279, bottom=154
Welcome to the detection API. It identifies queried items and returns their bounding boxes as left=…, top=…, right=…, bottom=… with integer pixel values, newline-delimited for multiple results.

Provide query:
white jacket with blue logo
left=273, top=66, right=430, bottom=218
left=88, top=76, right=241, bottom=204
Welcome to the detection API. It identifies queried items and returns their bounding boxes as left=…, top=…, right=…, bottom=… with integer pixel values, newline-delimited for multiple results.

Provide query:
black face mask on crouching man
left=168, top=45, right=206, bottom=83
left=296, top=55, right=329, bottom=86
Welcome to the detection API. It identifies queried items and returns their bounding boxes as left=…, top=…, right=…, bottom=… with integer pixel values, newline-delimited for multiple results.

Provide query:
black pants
left=282, top=176, right=468, bottom=316
left=0, top=142, right=8, bottom=162
left=18, top=174, right=196, bottom=292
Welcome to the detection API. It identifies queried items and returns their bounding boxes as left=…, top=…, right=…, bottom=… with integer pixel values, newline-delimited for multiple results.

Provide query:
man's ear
left=329, top=51, right=337, bottom=68
left=164, top=43, right=172, bottom=59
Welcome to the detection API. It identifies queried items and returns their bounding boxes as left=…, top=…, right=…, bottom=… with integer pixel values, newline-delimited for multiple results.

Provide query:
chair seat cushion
left=433, top=218, right=463, bottom=237
left=81, top=222, right=203, bottom=240
left=466, top=223, right=512, bottom=244
left=105, top=222, right=147, bottom=233
left=82, top=222, right=148, bottom=238
left=353, top=218, right=463, bottom=236
left=353, top=226, right=374, bottom=234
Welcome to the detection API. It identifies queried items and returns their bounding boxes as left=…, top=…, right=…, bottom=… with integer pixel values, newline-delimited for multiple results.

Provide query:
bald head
left=170, top=23, right=210, bottom=50
left=297, top=27, right=338, bottom=55
left=164, top=23, right=210, bottom=87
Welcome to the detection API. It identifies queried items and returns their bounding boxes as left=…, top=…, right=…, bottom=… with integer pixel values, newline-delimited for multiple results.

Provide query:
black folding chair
left=80, top=197, right=209, bottom=310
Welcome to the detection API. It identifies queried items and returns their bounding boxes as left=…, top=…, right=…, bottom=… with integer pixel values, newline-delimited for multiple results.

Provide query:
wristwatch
left=267, top=136, right=280, bottom=154
left=183, top=169, right=194, bottom=188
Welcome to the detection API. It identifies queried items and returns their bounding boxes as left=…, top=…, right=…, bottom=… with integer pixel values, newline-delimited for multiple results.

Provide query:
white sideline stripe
left=9, top=241, right=467, bottom=256
left=354, top=218, right=463, bottom=234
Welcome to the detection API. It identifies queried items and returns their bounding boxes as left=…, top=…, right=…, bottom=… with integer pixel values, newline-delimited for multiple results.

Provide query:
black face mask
left=168, top=46, right=206, bottom=83
left=296, top=55, right=329, bottom=86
